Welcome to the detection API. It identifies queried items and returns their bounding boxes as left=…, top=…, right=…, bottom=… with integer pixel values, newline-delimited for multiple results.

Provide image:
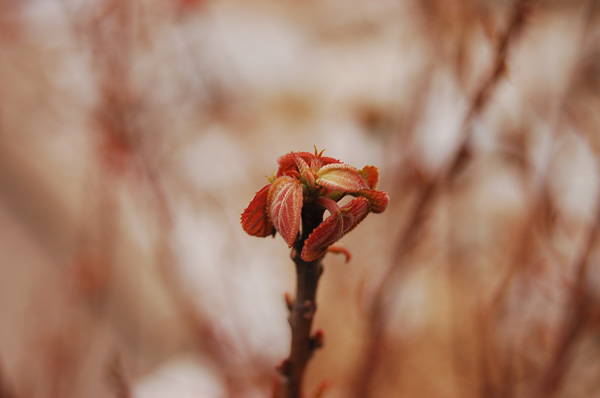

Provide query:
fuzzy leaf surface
left=295, top=154, right=316, bottom=188
left=277, top=151, right=315, bottom=177
left=302, top=197, right=369, bottom=261
left=316, top=164, right=368, bottom=193
left=268, top=176, right=303, bottom=247
left=359, top=165, right=379, bottom=189
left=241, top=184, right=274, bottom=237
left=358, top=189, right=389, bottom=213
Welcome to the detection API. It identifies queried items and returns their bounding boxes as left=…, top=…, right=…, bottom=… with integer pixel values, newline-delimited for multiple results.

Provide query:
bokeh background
left=1, top=0, right=600, bottom=397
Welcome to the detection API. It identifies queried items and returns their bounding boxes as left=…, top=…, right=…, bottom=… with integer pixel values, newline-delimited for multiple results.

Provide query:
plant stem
left=279, top=204, right=325, bottom=398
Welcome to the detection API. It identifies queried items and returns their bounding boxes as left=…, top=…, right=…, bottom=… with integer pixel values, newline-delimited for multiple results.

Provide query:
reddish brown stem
left=279, top=204, right=326, bottom=398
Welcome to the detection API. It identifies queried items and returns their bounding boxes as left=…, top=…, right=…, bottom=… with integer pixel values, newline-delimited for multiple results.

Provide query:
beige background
left=1, top=1, right=600, bottom=397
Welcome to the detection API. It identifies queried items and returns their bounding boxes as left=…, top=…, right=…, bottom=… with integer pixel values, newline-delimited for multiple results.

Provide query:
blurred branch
left=0, top=358, right=15, bottom=398
left=532, top=5, right=600, bottom=393
left=353, top=1, right=536, bottom=396
left=484, top=1, right=600, bottom=396
left=534, top=198, right=600, bottom=397
left=107, top=354, right=131, bottom=398
left=465, top=0, right=535, bottom=122
left=57, top=1, right=274, bottom=393
left=0, top=141, right=77, bottom=263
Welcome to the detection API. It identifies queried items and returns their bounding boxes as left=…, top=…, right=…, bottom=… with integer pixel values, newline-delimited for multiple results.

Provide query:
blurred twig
left=534, top=198, right=600, bottom=397
left=56, top=1, right=275, bottom=394
left=353, top=1, right=535, bottom=396
left=531, top=6, right=600, bottom=394
left=0, top=359, right=15, bottom=398
left=484, top=1, right=600, bottom=396
left=107, top=354, right=131, bottom=398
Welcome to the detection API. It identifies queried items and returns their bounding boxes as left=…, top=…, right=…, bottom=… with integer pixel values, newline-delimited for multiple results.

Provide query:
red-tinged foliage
left=277, top=151, right=316, bottom=178
left=277, top=149, right=342, bottom=179
left=357, top=189, right=389, bottom=213
left=302, top=212, right=343, bottom=261
left=295, top=154, right=316, bottom=189
left=242, top=149, right=387, bottom=262
left=314, top=196, right=341, bottom=215
left=318, top=156, right=342, bottom=166
left=358, top=165, right=379, bottom=189
left=241, top=184, right=274, bottom=237
left=268, top=177, right=303, bottom=247
left=302, top=197, right=369, bottom=261
left=316, top=164, right=369, bottom=193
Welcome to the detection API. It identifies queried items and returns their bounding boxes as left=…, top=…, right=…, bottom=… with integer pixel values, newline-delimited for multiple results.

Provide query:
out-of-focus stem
left=352, top=1, right=535, bottom=396
left=279, top=204, right=325, bottom=398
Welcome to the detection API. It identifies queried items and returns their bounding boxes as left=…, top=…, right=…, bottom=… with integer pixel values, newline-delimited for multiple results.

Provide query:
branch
left=353, top=1, right=536, bottom=395
left=534, top=196, right=600, bottom=397
left=278, top=204, right=326, bottom=398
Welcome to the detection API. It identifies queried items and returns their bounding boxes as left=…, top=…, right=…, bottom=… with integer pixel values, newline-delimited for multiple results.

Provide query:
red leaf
left=339, top=196, right=371, bottom=235
left=359, top=165, right=379, bottom=189
left=277, top=149, right=342, bottom=178
left=302, top=197, right=369, bottom=261
left=315, top=196, right=341, bottom=215
left=358, top=189, right=389, bottom=213
left=277, top=151, right=315, bottom=177
left=302, top=212, right=343, bottom=261
left=241, top=184, right=274, bottom=237
left=268, top=176, right=304, bottom=247
left=318, top=156, right=341, bottom=166
left=316, top=164, right=369, bottom=193
left=295, top=153, right=316, bottom=188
